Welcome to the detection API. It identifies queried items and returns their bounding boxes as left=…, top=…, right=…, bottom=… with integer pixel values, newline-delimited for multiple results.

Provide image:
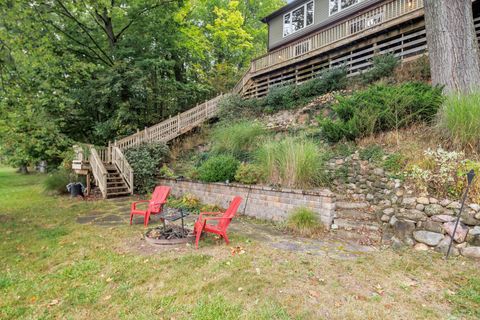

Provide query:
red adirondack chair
left=130, top=186, right=171, bottom=227
left=194, top=196, right=242, bottom=249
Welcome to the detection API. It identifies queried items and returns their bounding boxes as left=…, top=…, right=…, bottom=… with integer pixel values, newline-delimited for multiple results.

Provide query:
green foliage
left=159, top=164, right=176, bottom=178
left=319, top=82, right=444, bottom=142
left=234, top=163, right=265, bottom=185
left=124, top=142, right=170, bottom=194
left=167, top=194, right=203, bottom=213
left=437, top=91, right=480, bottom=151
left=211, top=121, right=266, bottom=160
left=197, top=155, right=240, bottom=182
left=287, top=207, right=322, bottom=236
left=256, top=137, right=326, bottom=189
left=359, top=145, right=384, bottom=162
left=43, top=169, right=77, bottom=195
left=217, top=68, right=348, bottom=121
left=361, top=54, right=399, bottom=84
left=383, top=153, right=406, bottom=176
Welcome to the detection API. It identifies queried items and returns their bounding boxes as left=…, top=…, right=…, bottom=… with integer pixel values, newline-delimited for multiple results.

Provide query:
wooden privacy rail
left=111, top=146, right=134, bottom=194
left=114, top=94, right=223, bottom=150
left=244, top=0, right=423, bottom=79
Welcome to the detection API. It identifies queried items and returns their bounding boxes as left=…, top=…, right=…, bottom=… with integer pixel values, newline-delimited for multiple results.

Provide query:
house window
left=329, top=0, right=364, bottom=16
left=283, top=1, right=314, bottom=37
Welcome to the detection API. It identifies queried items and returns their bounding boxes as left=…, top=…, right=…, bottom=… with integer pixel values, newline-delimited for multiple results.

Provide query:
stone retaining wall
left=158, top=178, right=336, bottom=227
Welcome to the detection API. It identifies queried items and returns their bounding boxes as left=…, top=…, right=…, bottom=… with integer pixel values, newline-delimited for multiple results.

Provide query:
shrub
left=167, top=194, right=203, bottom=212
left=361, top=54, right=399, bottom=84
left=44, top=169, right=77, bottom=195
left=234, top=163, right=265, bottom=185
left=383, top=152, right=406, bottom=177
left=211, top=121, right=267, bottom=160
left=264, top=84, right=298, bottom=113
left=287, top=207, right=323, bottom=236
left=256, top=137, right=326, bottom=189
left=437, top=92, right=480, bottom=151
left=319, top=82, right=444, bottom=142
left=159, top=164, right=175, bottom=178
left=197, top=155, right=240, bottom=182
left=297, top=67, right=348, bottom=97
left=217, top=94, right=257, bottom=121
left=359, top=145, right=384, bottom=162
left=124, top=142, right=170, bottom=194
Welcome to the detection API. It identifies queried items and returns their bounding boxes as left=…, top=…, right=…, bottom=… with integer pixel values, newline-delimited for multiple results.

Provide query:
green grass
left=437, top=91, right=480, bottom=151
left=1, top=167, right=480, bottom=319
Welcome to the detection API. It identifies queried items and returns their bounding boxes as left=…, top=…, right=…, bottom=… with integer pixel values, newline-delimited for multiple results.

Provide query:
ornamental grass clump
left=211, top=121, right=267, bottom=160
left=437, top=91, right=480, bottom=152
left=287, top=207, right=323, bottom=236
left=256, top=137, right=326, bottom=189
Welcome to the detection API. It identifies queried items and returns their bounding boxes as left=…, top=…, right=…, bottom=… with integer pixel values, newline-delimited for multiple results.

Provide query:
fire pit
left=144, top=207, right=195, bottom=246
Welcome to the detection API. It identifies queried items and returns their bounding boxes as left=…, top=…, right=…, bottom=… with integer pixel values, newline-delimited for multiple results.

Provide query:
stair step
left=334, top=218, right=380, bottom=232
left=335, top=210, right=378, bottom=221
left=336, top=201, right=370, bottom=210
left=107, top=186, right=128, bottom=191
left=106, top=192, right=131, bottom=199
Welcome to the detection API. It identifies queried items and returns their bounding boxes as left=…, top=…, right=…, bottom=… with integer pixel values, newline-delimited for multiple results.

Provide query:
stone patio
left=75, top=198, right=376, bottom=259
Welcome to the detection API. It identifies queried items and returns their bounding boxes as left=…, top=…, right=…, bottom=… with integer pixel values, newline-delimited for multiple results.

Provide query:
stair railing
left=89, top=146, right=108, bottom=198
left=111, top=146, right=134, bottom=194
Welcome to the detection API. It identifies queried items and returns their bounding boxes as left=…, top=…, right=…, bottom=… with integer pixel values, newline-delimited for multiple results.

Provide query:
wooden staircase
left=105, top=164, right=131, bottom=198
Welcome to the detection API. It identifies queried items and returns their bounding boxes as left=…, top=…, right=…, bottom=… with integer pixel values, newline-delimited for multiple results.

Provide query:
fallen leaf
left=104, top=295, right=111, bottom=301
left=48, top=299, right=60, bottom=307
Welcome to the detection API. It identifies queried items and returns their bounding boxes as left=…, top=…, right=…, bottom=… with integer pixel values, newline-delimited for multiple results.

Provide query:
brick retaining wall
left=158, top=178, right=336, bottom=228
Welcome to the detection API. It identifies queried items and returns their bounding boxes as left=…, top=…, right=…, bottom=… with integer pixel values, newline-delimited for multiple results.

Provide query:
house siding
left=267, top=0, right=384, bottom=50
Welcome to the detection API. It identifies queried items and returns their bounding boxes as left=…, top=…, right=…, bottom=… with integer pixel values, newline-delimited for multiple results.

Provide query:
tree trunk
left=18, top=165, right=29, bottom=174
left=424, top=0, right=480, bottom=93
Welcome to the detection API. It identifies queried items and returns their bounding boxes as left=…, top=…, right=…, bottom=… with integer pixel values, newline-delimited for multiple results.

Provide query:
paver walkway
left=76, top=198, right=376, bottom=259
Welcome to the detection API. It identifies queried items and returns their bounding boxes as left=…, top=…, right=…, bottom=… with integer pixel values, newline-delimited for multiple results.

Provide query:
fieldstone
left=396, top=190, right=404, bottom=197
left=373, top=168, right=384, bottom=176
left=466, top=226, right=480, bottom=246
left=414, top=243, right=430, bottom=251
left=476, top=212, right=480, bottom=220
left=381, top=214, right=390, bottom=222
left=460, top=247, right=480, bottom=259
left=443, top=222, right=469, bottom=243
left=460, top=211, right=480, bottom=226
left=469, top=204, right=480, bottom=212
left=366, top=193, right=374, bottom=201
left=404, top=237, right=415, bottom=246
left=391, top=236, right=404, bottom=249
left=424, top=204, right=444, bottom=216
left=379, top=200, right=392, bottom=206
left=331, top=224, right=338, bottom=230
left=415, top=204, right=425, bottom=211
left=413, top=231, right=444, bottom=246
left=422, top=220, right=445, bottom=234
left=417, top=197, right=430, bottom=205
left=389, top=215, right=398, bottom=227
left=402, top=197, right=417, bottom=207
left=393, top=220, right=416, bottom=241
left=431, top=215, right=456, bottom=223
left=429, top=198, right=439, bottom=204
left=435, top=236, right=459, bottom=256
left=383, top=208, right=395, bottom=215
left=440, top=199, right=451, bottom=207
left=447, top=202, right=461, bottom=210
left=396, top=209, right=427, bottom=221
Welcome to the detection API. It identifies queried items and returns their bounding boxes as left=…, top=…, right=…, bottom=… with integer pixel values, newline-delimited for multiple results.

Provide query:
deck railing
left=115, top=94, right=224, bottom=150
left=250, top=0, right=424, bottom=74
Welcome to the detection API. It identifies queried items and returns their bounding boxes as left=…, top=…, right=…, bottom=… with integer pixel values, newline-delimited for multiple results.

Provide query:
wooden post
left=144, top=127, right=149, bottom=142
left=86, top=173, right=91, bottom=196
left=177, top=113, right=181, bottom=133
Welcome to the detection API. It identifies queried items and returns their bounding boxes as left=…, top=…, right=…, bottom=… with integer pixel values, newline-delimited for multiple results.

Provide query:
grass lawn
left=1, top=166, right=480, bottom=319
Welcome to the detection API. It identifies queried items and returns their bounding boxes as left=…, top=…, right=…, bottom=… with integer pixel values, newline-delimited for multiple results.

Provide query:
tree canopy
left=0, top=0, right=285, bottom=169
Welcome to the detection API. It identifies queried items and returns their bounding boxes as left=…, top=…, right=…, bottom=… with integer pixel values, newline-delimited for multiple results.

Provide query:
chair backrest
left=217, top=196, right=242, bottom=231
left=148, top=186, right=171, bottom=213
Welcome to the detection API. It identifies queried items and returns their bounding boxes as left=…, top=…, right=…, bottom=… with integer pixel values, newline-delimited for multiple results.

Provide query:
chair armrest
left=198, top=212, right=223, bottom=221
left=131, top=200, right=150, bottom=210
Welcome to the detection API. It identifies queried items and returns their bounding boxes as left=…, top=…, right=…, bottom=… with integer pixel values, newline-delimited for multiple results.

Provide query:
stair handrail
left=89, top=146, right=108, bottom=198
left=111, top=146, right=134, bottom=194
left=114, top=93, right=225, bottom=150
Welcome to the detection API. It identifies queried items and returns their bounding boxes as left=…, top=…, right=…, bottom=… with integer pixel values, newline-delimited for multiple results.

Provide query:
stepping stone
left=96, top=215, right=123, bottom=223
left=76, top=215, right=101, bottom=224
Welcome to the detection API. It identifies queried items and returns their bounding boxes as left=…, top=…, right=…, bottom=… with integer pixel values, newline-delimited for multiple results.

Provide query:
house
left=233, top=0, right=480, bottom=98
